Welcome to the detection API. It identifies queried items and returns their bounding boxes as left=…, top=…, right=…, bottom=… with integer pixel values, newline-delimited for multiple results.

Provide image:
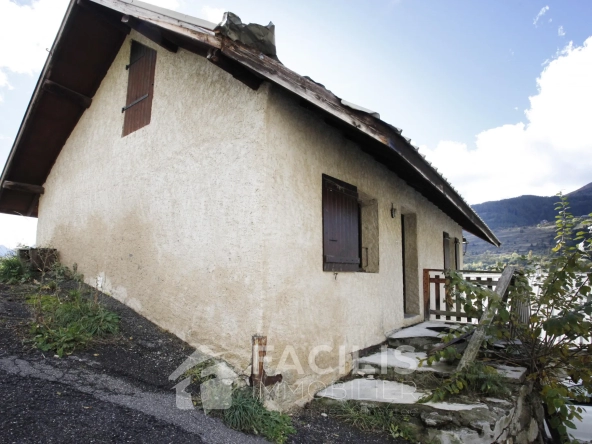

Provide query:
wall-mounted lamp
left=462, top=237, right=469, bottom=255
left=391, top=203, right=396, bottom=218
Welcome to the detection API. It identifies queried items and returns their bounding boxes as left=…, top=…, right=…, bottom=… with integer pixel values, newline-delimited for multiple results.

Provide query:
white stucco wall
left=37, top=31, right=463, bottom=407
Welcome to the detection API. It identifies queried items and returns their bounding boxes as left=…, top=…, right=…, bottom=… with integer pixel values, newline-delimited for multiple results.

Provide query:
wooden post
left=423, top=269, right=431, bottom=321
left=456, top=266, right=515, bottom=372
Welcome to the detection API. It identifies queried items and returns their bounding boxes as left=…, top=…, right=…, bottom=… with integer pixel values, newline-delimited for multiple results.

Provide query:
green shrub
left=223, top=389, right=295, bottom=444
left=27, top=289, right=119, bottom=357
left=419, top=361, right=509, bottom=403
left=0, top=256, right=27, bottom=284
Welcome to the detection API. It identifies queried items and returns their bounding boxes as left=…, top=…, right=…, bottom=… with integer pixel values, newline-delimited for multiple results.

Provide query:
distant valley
left=464, top=182, right=592, bottom=267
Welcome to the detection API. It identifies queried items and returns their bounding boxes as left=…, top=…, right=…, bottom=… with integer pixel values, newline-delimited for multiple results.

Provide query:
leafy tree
left=430, top=194, right=591, bottom=443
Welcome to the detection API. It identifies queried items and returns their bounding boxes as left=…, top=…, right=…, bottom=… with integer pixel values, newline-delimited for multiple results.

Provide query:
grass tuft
left=223, top=389, right=295, bottom=444
left=328, top=401, right=417, bottom=441
left=27, top=289, right=119, bottom=357
left=0, top=256, right=29, bottom=284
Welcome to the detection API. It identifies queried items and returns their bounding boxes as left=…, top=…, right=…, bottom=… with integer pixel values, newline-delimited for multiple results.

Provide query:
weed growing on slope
left=328, top=401, right=417, bottom=441
left=0, top=256, right=30, bottom=284
left=223, top=389, right=295, bottom=444
left=27, top=288, right=119, bottom=357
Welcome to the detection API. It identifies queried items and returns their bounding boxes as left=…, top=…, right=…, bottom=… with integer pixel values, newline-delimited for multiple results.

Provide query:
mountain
left=0, top=245, right=11, bottom=257
left=471, top=182, right=592, bottom=230
left=464, top=182, right=592, bottom=266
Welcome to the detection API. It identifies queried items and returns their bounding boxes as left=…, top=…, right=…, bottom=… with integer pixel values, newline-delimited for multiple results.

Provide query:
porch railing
left=422, top=269, right=504, bottom=323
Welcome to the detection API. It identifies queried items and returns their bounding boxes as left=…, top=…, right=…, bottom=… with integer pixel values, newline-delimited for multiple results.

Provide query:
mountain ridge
left=472, top=182, right=592, bottom=230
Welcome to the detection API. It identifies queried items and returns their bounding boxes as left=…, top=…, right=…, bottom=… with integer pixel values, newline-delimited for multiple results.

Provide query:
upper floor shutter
left=322, top=175, right=360, bottom=272
left=122, top=41, right=157, bottom=137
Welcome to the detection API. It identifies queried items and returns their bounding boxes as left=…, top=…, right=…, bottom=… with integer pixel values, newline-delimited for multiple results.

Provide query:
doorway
left=401, top=213, right=419, bottom=315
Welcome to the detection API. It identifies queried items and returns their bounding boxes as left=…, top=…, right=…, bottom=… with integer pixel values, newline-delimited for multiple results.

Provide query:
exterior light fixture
left=462, top=237, right=469, bottom=255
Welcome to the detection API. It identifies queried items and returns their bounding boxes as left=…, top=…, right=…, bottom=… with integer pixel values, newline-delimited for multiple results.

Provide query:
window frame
left=322, top=174, right=362, bottom=272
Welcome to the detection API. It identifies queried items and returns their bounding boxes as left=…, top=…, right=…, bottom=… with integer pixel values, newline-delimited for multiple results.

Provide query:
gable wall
left=37, top=31, right=271, bottom=366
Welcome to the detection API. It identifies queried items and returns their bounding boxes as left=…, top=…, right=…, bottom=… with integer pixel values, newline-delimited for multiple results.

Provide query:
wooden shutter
left=443, top=232, right=451, bottom=269
left=122, top=41, right=157, bottom=137
left=454, top=237, right=460, bottom=270
left=322, top=175, right=360, bottom=272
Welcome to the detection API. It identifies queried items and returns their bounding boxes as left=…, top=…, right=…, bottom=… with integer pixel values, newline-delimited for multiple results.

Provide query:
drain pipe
left=250, top=335, right=282, bottom=388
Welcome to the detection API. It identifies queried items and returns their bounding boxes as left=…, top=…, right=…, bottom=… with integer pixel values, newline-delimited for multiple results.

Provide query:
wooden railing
left=422, top=268, right=505, bottom=322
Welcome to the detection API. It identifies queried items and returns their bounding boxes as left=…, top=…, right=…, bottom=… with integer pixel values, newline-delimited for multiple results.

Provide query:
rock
left=421, top=411, right=454, bottom=427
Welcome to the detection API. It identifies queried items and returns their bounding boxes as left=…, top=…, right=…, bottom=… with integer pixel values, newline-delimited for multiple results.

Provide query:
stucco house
left=0, top=0, right=499, bottom=407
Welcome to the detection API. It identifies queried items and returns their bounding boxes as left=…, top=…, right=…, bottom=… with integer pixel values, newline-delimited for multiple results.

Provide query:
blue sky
left=1, top=0, right=592, bottom=247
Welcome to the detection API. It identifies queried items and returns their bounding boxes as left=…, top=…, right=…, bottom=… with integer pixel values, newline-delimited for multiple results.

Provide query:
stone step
left=314, top=378, right=539, bottom=444
left=387, top=321, right=462, bottom=349
left=357, top=349, right=456, bottom=376
left=357, top=349, right=527, bottom=383
left=315, top=378, right=489, bottom=412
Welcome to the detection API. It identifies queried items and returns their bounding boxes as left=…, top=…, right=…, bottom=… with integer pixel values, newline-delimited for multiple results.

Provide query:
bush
left=0, top=255, right=28, bottom=284
left=419, top=361, right=509, bottom=403
left=27, top=289, right=119, bottom=357
left=433, top=195, right=592, bottom=443
left=223, top=389, right=295, bottom=444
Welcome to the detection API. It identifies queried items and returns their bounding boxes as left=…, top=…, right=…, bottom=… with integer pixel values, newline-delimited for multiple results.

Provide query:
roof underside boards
left=0, top=0, right=500, bottom=246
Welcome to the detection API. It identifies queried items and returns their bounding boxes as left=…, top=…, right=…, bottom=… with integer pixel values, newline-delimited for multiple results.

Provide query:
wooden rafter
left=42, top=80, right=92, bottom=109
left=2, top=181, right=45, bottom=195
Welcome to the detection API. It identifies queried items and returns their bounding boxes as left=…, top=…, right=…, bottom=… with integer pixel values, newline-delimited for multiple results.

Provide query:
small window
left=122, top=41, right=157, bottom=137
left=322, top=175, right=361, bottom=272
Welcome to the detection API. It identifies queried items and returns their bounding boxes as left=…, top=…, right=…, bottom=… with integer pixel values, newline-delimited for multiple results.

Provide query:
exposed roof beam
left=2, top=181, right=45, bottom=195
left=42, top=80, right=92, bottom=109
left=124, top=16, right=178, bottom=53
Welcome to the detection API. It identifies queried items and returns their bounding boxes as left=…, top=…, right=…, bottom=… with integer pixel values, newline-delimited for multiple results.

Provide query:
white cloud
left=201, top=6, right=226, bottom=24
left=142, top=0, right=180, bottom=10
left=0, top=213, right=37, bottom=248
left=558, top=26, right=565, bottom=37
left=0, top=0, right=68, bottom=95
left=533, top=5, right=549, bottom=26
left=422, top=37, right=592, bottom=204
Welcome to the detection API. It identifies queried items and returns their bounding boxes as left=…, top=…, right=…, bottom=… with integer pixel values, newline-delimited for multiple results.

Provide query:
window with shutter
left=322, top=175, right=361, bottom=272
left=122, top=41, right=157, bottom=137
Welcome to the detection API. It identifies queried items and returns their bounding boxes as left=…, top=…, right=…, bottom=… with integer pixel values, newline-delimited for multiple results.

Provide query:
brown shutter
left=443, top=232, right=451, bottom=269
left=454, top=237, right=460, bottom=270
left=122, top=41, right=157, bottom=137
left=322, top=175, right=360, bottom=272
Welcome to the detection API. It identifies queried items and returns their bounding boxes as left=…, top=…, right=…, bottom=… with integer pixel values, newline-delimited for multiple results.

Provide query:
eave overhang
left=0, top=0, right=500, bottom=247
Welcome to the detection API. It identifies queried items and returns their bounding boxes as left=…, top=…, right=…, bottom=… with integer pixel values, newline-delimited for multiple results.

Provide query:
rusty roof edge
left=214, top=38, right=500, bottom=247
left=0, top=0, right=78, bottom=206
left=90, top=0, right=217, bottom=34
